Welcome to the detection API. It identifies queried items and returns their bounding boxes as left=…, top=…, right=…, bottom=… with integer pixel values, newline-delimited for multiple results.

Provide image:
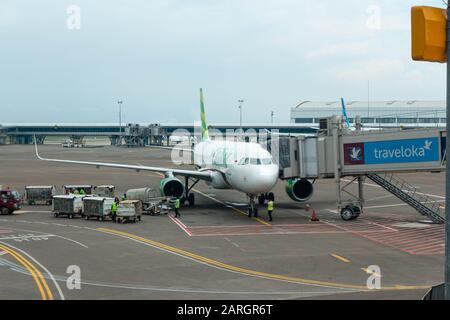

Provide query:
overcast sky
left=0, top=0, right=446, bottom=124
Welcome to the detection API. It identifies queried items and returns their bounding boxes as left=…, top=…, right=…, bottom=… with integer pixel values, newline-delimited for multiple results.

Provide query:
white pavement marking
left=0, top=225, right=88, bottom=249
left=168, top=215, right=192, bottom=236
left=0, top=234, right=55, bottom=241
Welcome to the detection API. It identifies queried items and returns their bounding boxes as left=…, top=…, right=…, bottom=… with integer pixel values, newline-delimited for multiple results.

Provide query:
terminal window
left=295, top=118, right=314, bottom=123
left=418, top=118, right=439, bottom=123
left=397, top=118, right=417, bottom=123
left=376, top=118, right=396, bottom=124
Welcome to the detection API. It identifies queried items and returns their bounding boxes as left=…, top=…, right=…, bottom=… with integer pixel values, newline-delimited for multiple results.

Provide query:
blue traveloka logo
left=365, top=137, right=439, bottom=164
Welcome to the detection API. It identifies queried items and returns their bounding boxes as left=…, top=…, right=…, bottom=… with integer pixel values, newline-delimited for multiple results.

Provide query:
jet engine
left=285, top=178, right=314, bottom=202
left=160, top=176, right=184, bottom=198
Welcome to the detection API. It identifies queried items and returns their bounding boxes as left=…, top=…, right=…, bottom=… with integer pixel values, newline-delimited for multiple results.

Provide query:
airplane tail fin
left=200, top=88, right=210, bottom=141
left=340, top=97, right=351, bottom=128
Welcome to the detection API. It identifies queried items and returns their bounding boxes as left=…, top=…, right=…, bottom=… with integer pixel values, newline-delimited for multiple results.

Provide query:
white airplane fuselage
left=192, top=140, right=279, bottom=195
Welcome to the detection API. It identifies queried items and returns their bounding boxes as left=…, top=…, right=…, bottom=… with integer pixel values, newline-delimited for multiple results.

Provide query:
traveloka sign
left=344, top=137, right=440, bottom=165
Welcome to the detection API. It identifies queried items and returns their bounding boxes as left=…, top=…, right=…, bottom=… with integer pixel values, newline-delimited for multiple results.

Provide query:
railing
left=367, top=173, right=444, bottom=223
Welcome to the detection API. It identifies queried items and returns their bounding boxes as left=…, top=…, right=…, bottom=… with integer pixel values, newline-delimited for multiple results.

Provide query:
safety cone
left=310, top=209, right=319, bottom=222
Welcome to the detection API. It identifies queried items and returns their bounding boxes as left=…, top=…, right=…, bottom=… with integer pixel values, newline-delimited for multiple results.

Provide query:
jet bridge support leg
left=336, top=175, right=364, bottom=221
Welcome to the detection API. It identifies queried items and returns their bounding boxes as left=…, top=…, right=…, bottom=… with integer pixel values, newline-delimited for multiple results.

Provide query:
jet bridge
left=279, top=116, right=446, bottom=223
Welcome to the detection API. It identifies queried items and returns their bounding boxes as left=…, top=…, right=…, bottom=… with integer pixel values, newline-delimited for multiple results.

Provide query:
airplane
left=35, top=89, right=315, bottom=216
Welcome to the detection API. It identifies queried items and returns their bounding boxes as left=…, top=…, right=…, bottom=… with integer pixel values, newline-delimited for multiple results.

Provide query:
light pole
left=271, top=111, right=274, bottom=124
left=238, top=99, right=244, bottom=131
left=117, top=100, right=123, bottom=145
left=445, top=2, right=450, bottom=300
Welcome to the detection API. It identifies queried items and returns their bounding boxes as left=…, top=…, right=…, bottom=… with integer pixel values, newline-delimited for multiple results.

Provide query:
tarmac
left=0, top=144, right=446, bottom=300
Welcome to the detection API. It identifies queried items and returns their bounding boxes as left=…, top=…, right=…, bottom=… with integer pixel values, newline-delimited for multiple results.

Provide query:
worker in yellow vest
left=174, top=198, right=181, bottom=218
left=267, top=199, right=274, bottom=222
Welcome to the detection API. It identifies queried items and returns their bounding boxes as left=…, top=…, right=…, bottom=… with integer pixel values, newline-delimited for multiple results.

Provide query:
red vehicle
left=0, top=187, right=22, bottom=215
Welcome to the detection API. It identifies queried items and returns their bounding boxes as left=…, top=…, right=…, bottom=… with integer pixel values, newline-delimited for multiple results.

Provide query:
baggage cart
left=83, top=197, right=115, bottom=221
left=25, top=186, right=56, bottom=205
left=115, top=200, right=142, bottom=223
left=52, top=195, right=84, bottom=219
left=63, top=185, right=93, bottom=195
left=94, top=185, right=115, bottom=198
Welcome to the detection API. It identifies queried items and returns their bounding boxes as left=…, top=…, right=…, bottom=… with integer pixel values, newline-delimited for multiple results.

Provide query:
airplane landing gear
left=258, top=192, right=274, bottom=205
left=182, top=177, right=199, bottom=207
left=248, top=195, right=258, bottom=218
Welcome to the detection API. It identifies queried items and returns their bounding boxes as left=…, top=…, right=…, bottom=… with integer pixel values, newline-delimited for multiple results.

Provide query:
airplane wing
left=34, top=141, right=212, bottom=181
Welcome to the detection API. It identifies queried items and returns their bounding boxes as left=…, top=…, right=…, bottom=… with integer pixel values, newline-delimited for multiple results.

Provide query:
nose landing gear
left=247, top=195, right=258, bottom=218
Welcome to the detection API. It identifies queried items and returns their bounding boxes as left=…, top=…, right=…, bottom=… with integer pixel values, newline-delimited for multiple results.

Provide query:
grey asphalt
left=0, top=144, right=445, bottom=300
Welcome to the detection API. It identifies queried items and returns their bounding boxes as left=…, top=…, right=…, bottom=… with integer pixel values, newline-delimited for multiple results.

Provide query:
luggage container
left=63, top=185, right=93, bottom=195
left=52, top=195, right=84, bottom=219
left=83, top=197, right=115, bottom=221
left=126, top=187, right=167, bottom=215
left=25, top=186, right=56, bottom=205
left=94, top=185, right=115, bottom=198
left=115, top=200, right=142, bottom=223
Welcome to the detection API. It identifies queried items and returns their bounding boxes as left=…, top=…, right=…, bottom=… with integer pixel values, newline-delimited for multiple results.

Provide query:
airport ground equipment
left=123, top=124, right=150, bottom=147
left=63, top=185, right=94, bottom=195
left=94, top=185, right=115, bottom=198
left=25, top=186, right=56, bottom=205
left=126, top=187, right=167, bottom=215
left=0, top=188, right=22, bottom=215
left=279, top=116, right=446, bottom=222
left=82, top=197, right=115, bottom=221
left=52, top=195, right=84, bottom=219
left=114, top=200, right=142, bottom=223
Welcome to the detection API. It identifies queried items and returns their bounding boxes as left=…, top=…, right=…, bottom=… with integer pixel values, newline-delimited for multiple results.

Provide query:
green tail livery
left=200, top=88, right=210, bottom=141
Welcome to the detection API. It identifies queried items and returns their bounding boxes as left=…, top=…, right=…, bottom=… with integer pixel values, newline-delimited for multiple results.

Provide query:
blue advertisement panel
left=344, top=137, right=440, bottom=165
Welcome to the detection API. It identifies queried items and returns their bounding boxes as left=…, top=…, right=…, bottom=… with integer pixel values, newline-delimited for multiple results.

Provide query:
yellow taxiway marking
left=97, top=228, right=430, bottom=291
left=0, top=243, right=53, bottom=300
left=330, top=253, right=351, bottom=263
left=193, top=189, right=272, bottom=227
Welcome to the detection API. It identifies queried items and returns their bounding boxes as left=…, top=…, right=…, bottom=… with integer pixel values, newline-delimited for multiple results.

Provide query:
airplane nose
left=242, top=165, right=278, bottom=194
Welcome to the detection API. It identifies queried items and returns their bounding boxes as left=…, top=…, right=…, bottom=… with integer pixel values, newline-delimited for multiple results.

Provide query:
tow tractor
left=0, top=186, right=22, bottom=215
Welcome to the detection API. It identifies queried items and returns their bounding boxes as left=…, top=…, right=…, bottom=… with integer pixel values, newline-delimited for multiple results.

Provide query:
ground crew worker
left=267, top=199, right=274, bottom=222
left=111, top=200, right=118, bottom=220
left=79, top=188, right=86, bottom=195
left=73, top=189, right=80, bottom=195
left=121, top=194, right=127, bottom=201
left=174, top=198, right=181, bottom=218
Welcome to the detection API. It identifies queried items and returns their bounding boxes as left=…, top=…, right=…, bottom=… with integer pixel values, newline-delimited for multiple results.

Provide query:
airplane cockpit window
left=249, top=158, right=260, bottom=165
left=261, top=158, right=272, bottom=165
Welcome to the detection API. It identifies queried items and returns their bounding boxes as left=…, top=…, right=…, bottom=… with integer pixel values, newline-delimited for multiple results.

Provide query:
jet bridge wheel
left=340, top=205, right=360, bottom=221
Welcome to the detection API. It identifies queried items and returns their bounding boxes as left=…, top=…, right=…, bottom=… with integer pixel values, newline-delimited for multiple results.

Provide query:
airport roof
left=292, top=100, right=445, bottom=110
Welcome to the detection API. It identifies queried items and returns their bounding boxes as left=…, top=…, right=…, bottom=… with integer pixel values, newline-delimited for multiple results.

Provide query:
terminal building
left=291, top=100, right=446, bottom=127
